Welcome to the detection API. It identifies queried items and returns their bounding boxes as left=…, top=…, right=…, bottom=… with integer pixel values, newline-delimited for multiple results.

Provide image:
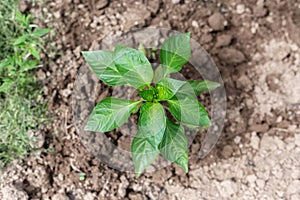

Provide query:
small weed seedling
left=79, top=172, right=85, bottom=181
left=82, top=33, right=219, bottom=177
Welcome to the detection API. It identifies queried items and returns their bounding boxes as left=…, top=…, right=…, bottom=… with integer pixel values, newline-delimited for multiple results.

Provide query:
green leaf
left=131, top=131, right=159, bottom=178
left=174, top=81, right=197, bottom=96
left=28, top=46, right=40, bottom=60
left=82, top=50, right=112, bottom=75
left=113, top=45, right=153, bottom=89
left=32, top=28, right=51, bottom=38
left=15, top=11, right=30, bottom=27
left=160, top=33, right=191, bottom=74
left=131, top=103, right=141, bottom=114
left=21, top=60, right=39, bottom=71
left=131, top=102, right=166, bottom=177
left=0, top=80, right=14, bottom=93
left=0, top=59, right=10, bottom=68
left=159, top=119, right=188, bottom=173
left=139, top=90, right=155, bottom=101
left=174, top=152, right=188, bottom=173
left=84, top=98, right=140, bottom=132
left=153, top=65, right=166, bottom=83
left=167, top=95, right=211, bottom=127
left=82, top=50, right=126, bottom=86
left=100, top=67, right=127, bottom=86
left=156, top=78, right=186, bottom=100
left=138, top=43, right=146, bottom=55
left=138, top=102, right=166, bottom=147
left=13, top=34, right=29, bottom=46
left=187, top=80, right=220, bottom=95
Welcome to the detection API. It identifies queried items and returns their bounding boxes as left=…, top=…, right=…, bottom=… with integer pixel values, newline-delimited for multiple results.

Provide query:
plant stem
left=162, top=105, right=170, bottom=111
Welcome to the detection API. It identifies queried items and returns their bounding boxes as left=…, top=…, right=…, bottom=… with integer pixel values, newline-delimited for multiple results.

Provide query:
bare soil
left=1, top=0, right=300, bottom=199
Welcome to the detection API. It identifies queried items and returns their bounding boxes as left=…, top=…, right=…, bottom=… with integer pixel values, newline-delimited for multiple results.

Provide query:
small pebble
left=236, top=4, right=245, bottom=14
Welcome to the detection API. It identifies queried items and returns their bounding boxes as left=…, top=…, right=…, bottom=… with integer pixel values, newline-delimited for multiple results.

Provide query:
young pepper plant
left=82, top=32, right=220, bottom=178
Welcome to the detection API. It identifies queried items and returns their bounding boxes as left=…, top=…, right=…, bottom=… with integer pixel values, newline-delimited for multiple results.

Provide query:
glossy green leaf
left=167, top=95, right=211, bottom=127
left=82, top=50, right=126, bottom=86
left=138, top=43, right=146, bottom=55
left=131, top=102, right=166, bottom=177
left=174, top=152, right=188, bottom=173
left=175, top=80, right=197, bottom=96
left=160, top=33, right=191, bottom=74
left=100, top=67, right=127, bottom=86
left=131, top=131, right=159, bottom=178
left=153, top=65, right=166, bottom=83
left=156, top=78, right=186, bottom=100
left=32, top=28, right=51, bottom=38
left=113, top=45, right=153, bottom=89
left=131, top=102, right=141, bottom=114
left=84, top=98, right=140, bottom=132
left=159, top=119, right=188, bottom=173
left=138, top=102, right=166, bottom=147
left=82, top=50, right=114, bottom=77
left=139, top=90, right=155, bottom=101
left=187, top=80, right=220, bottom=95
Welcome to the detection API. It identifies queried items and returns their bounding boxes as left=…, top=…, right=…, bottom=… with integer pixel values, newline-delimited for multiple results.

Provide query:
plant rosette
left=82, top=32, right=220, bottom=178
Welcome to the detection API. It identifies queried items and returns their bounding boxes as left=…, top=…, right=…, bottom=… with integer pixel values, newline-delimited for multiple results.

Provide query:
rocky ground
left=1, top=0, right=300, bottom=199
